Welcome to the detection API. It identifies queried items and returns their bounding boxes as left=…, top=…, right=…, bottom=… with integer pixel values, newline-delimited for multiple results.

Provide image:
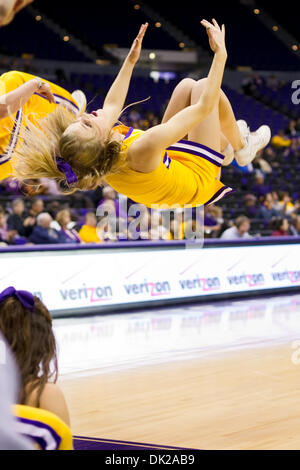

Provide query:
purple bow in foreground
left=56, top=157, right=78, bottom=185
left=0, top=286, right=35, bottom=311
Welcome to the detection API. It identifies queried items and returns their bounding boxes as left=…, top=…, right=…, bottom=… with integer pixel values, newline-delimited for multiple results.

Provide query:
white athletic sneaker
left=237, top=120, right=250, bottom=141
left=222, top=143, right=235, bottom=166
left=71, top=90, right=87, bottom=116
left=235, top=122, right=271, bottom=166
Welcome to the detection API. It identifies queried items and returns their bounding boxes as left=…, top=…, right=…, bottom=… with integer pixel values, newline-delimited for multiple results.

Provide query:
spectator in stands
left=146, top=111, right=159, bottom=128
left=251, top=73, right=264, bottom=88
left=0, top=0, right=33, bottom=27
left=292, top=200, right=300, bottom=215
left=173, top=209, right=190, bottom=241
left=83, top=186, right=103, bottom=208
left=271, top=130, right=291, bottom=148
left=149, top=211, right=172, bottom=241
left=283, top=138, right=300, bottom=159
left=128, top=208, right=151, bottom=241
left=285, top=120, right=298, bottom=137
left=271, top=217, right=290, bottom=237
left=241, top=73, right=264, bottom=96
left=263, top=146, right=278, bottom=169
left=112, top=218, right=130, bottom=242
left=28, top=197, right=44, bottom=217
left=204, top=204, right=223, bottom=238
left=128, top=109, right=141, bottom=126
left=260, top=193, right=281, bottom=221
left=97, top=185, right=127, bottom=219
left=183, top=218, right=203, bottom=240
left=271, top=191, right=282, bottom=211
left=241, top=75, right=254, bottom=96
left=0, top=208, right=8, bottom=244
left=6, top=198, right=33, bottom=243
left=220, top=216, right=252, bottom=240
left=78, top=212, right=101, bottom=243
left=253, top=150, right=272, bottom=175
left=290, top=215, right=300, bottom=236
left=29, top=212, right=63, bottom=244
left=266, top=74, right=280, bottom=92
left=45, top=200, right=62, bottom=220
left=278, top=191, right=295, bottom=215
left=243, top=194, right=264, bottom=219
left=20, top=196, right=45, bottom=237
left=97, top=199, right=117, bottom=217
left=169, top=218, right=180, bottom=241
left=250, top=171, right=270, bottom=199
left=68, top=192, right=95, bottom=211
left=97, top=216, right=119, bottom=242
left=56, top=209, right=81, bottom=244
left=0, top=286, right=71, bottom=436
left=295, top=118, right=300, bottom=133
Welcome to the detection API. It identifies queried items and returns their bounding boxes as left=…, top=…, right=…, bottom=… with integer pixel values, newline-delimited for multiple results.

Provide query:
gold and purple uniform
left=0, top=71, right=79, bottom=180
left=106, top=125, right=234, bottom=208
left=14, top=404, right=73, bottom=450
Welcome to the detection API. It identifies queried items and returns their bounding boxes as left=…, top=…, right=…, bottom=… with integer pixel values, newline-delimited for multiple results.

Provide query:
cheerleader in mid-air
left=13, top=20, right=270, bottom=208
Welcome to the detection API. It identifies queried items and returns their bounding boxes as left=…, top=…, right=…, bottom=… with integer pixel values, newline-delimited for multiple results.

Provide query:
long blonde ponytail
left=13, top=105, right=123, bottom=194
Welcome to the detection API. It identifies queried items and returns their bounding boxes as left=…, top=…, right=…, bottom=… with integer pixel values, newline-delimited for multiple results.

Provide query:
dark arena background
left=1, top=0, right=300, bottom=454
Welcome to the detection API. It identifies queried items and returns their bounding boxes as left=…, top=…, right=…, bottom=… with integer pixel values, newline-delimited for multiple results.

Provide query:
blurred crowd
left=241, top=72, right=287, bottom=96
left=1, top=145, right=300, bottom=246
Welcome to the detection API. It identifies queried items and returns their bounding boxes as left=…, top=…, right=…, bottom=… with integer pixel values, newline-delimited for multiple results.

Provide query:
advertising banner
left=1, top=243, right=300, bottom=315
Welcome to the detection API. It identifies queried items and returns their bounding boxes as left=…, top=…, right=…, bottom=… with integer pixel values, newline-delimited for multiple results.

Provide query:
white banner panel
left=1, top=242, right=300, bottom=315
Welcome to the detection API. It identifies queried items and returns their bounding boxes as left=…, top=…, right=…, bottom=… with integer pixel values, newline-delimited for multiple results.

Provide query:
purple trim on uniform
left=205, top=186, right=236, bottom=206
left=167, top=146, right=222, bottom=167
left=34, top=92, right=79, bottom=111
left=17, top=416, right=61, bottom=449
left=0, top=156, right=10, bottom=165
left=53, top=93, right=79, bottom=109
left=7, top=110, right=20, bottom=148
left=0, top=109, right=22, bottom=165
left=175, top=139, right=225, bottom=160
left=124, top=126, right=134, bottom=141
left=163, top=152, right=171, bottom=169
left=32, top=435, right=48, bottom=450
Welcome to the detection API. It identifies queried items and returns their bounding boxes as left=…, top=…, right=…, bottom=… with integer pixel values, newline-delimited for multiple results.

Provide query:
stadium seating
left=223, top=85, right=290, bottom=134
left=252, top=82, right=300, bottom=119
left=126, top=0, right=300, bottom=71
left=257, top=0, right=300, bottom=43
left=0, top=9, right=89, bottom=62
left=15, top=1, right=298, bottom=71
left=62, top=72, right=290, bottom=135
left=34, top=1, right=180, bottom=52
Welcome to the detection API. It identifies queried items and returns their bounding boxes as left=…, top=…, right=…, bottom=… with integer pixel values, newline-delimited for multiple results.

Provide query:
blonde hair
left=55, top=209, right=71, bottom=227
left=13, top=105, right=123, bottom=194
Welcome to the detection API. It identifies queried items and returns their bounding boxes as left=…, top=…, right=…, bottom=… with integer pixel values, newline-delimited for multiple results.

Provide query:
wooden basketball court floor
left=54, top=293, right=300, bottom=450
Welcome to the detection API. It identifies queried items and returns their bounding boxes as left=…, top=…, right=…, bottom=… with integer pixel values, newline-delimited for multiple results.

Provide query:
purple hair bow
left=0, top=286, right=35, bottom=311
left=56, top=157, right=78, bottom=185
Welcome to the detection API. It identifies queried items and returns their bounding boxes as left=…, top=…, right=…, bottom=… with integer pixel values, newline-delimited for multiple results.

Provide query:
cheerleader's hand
left=38, top=82, right=55, bottom=104
left=201, top=19, right=227, bottom=57
left=127, top=23, right=149, bottom=65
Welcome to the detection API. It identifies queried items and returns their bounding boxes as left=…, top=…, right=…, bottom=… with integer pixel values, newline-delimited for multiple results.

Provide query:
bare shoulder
left=39, top=383, right=71, bottom=427
left=40, top=382, right=64, bottom=400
